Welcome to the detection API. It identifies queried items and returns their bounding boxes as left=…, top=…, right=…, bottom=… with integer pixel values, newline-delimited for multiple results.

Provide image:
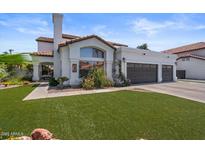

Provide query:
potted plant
left=57, top=76, right=69, bottom=89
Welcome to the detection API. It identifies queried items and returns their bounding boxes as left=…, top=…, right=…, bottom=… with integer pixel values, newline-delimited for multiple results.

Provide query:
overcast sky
left=0, top=13, right=205, bottom=53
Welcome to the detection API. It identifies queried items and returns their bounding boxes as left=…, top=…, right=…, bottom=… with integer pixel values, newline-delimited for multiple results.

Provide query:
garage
left=162, top=65, right=173, bottom=82
left=127, top=63, right=158, bottom=84
left=176, top=70, right=186, bottom=79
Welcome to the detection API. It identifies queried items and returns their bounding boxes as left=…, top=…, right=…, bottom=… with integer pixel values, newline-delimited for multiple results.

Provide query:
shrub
left=57, top=76, right=69, bottom=88
left=104, top=79, right=113, bottom=87
left=81, top=68, right=113, bottom=89
left=89, top=68, right=111, bottom=88
left=0, top=63, right=32, bottom=84
left=0, top=64, right=8, bottom=82
left=82, top=76, right=95, bottom=90
left=23, top=80, right=30, bottom=85
left=2, top=78, right=23, bottom=85
left=49, top=77, right=59, bottom=87
left=113, top=73, right=131, bottom=87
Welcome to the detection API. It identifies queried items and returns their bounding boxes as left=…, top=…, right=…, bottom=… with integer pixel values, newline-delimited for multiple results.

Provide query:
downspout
left=112, top=48, right=117, bottom=78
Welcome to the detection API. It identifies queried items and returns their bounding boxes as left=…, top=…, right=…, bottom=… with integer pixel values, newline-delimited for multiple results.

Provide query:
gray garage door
left=127, top=63, right=158, bottom=84
left=162, top=65, right=173, bottom=82
left=176, top=70, right=186, bottom=79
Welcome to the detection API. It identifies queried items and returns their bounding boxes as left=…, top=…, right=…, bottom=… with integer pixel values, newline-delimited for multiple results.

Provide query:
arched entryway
left=40, top=62, right=54, bottom=80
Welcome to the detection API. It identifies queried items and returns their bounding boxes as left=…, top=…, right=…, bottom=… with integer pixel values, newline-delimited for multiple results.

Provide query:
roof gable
left=36, top=34, right=80, bottom=43
left=177, top=54, right=205, bottom=61
left=36, top=33, right=127, bottom=48
left=31, top=51, right=53, bottom=57
left=162, top=42, right=205, bottom=54
left=58, top=35, right=116, bottom=50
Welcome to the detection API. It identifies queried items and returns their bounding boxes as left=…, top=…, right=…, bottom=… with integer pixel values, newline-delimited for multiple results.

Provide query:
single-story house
left=31, top=14, right=177, bottom=86
left=162, top=42, right=205, bottom=80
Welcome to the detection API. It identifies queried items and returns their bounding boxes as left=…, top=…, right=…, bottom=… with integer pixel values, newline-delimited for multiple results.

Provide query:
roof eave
left=58, top=35, right=116, bottom=50
left=177, top=55, right=205, bottom=61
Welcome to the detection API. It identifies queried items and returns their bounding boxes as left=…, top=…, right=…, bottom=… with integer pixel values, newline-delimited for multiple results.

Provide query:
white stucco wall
left=116, top=47, right=177, bottom=82
left=60, top=37, right=115, bottom=85
left=177, top=57, right=205, bottom=80
left=32, top=55, right=54, bottom=64
left=37, top=38, right=74, bottom=52
left=37, top=42, right=53, bottom=52
left=194, top=48, right=205, bottom=57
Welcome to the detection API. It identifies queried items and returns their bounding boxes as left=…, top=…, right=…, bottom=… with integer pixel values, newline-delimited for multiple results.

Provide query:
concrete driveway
left=137, top=81, right=205, bottom=103
left=24, top=80, right=205, bottom=103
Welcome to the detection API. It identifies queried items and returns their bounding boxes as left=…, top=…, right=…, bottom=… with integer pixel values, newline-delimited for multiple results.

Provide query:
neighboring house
left=31, top=14, right=177, bottom=86
left=162, top=42, right=205, bottom=80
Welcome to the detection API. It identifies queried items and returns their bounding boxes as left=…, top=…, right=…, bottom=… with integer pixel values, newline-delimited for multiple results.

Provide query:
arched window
left=79, top=47, right=105, bottom=78
left=80, top=47, right=104, bottom=58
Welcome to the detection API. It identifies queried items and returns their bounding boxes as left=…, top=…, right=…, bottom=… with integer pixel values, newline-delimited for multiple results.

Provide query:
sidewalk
left=178, top=79, right=205, bottom=84
left=23, top=83, right=136, bottom=101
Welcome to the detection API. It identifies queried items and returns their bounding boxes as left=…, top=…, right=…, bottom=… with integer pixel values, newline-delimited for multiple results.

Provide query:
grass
left=0, top=85, right=205, bottom=140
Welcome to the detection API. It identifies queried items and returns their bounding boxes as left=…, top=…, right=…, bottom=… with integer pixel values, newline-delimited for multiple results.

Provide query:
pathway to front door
left=23, top=81, right=205, bottom=104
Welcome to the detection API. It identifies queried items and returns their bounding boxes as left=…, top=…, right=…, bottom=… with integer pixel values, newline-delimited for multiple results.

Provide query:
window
left=186, top=57, right=190, bottom=61
left=80, top=47, right=104, bottom=58
left=79, top=61, right=104, bottom=78
left=41, top=64, right=53, bottom=78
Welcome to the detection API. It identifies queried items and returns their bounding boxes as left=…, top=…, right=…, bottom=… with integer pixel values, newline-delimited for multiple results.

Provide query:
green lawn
left=0, top=85, right=205, bottom=140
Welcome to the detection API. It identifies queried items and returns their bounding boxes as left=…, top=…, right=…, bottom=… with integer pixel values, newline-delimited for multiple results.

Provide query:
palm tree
left=9, top=49, right=14, bottom=54
left=0, top=53, right=31, bottom=64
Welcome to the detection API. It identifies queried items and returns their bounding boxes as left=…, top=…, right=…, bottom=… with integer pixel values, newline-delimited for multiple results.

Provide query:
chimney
left=52, top=13, right=63, bottom=78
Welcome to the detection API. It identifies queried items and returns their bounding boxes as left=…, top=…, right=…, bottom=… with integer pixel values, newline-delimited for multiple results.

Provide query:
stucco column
left=158, top=64, right=162, bottom=82
left=32, top=63, right=40, bottom=81
left=120, top=60, right=127, bottom=78
left=173, top=64, right=177, bottom=81
left=69, top=59, right=79, bottom=85
left=53, top=14, right=63, bottom=79
left=105, top=61, right=113, bottom=80
left=124, top=62, right=127, bottom=78
left=61, top=50, right=70, bottom=80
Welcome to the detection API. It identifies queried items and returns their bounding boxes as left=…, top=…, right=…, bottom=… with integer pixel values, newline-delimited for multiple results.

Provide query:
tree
left=3, top=51, right=9, bottom=54
left=137, top=43, right=149, bottom=50
left=0, top=53, right=30, bottom=64
left=0, top=64, right=8, bottom=81
left=9, top=49, right=14, bottom=54
left=0, top=53, right=32, bottom=83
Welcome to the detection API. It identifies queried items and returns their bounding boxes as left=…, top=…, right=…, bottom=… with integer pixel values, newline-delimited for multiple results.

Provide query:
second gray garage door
left=162, top=65, right=173, bottom=82
left=127, top=63, right=158, bottom=84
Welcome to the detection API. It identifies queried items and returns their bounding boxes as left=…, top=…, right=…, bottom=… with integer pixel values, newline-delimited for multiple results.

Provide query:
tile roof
left=34, top=34, right=128, bottom=57
left=107, top=41, right=128, bottom=47
left=36, top=33, right=127, bottom=47
left=36, top=34, right=80, bottom=43
left=31, top=51, right=53, bottom=57
left=62, top=34, right=81, bottom=39
left=162, top=42, right=205, bottom=54
left=36, top=37, right=54, bottom=43
left=58, top=35, right=116, bottom=50
left=177, top=54, right=205, bottom=61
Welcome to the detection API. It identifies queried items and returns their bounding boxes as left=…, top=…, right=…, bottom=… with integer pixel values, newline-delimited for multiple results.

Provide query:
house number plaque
left=72, top=64, right=77, bottom=72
